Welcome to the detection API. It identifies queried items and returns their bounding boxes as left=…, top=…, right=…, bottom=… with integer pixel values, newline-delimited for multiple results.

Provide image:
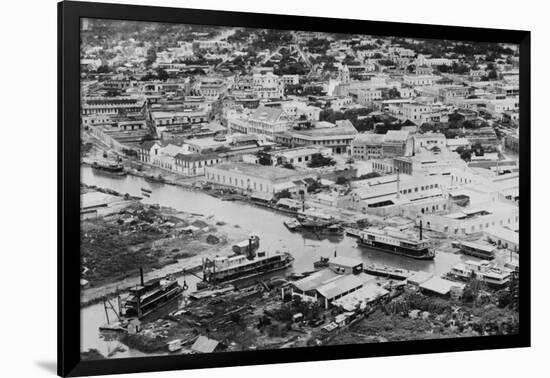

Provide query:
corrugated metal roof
left=317, top=274, right=363, bottom=300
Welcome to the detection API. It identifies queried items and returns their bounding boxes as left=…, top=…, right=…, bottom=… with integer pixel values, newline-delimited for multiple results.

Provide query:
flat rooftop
left=209, top=162, right=309, bottom=181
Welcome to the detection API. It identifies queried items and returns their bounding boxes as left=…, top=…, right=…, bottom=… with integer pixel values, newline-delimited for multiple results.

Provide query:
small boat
left=141, top=187, right=152, bottom=194
left=145, top=175, right=165, bottom=183
left=283, top=219, right=302, bottom=231
left=92, top=161, right=127, bottom=176
left=313, top=256, right=330, bottom=270
left=320, top=224, right=344, bottom=236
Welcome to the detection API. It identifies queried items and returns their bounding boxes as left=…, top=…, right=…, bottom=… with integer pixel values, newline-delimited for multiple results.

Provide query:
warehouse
left=205, top=162, right=315, bottom=196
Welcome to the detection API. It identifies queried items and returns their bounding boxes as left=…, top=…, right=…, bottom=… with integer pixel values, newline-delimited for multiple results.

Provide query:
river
left=80, top=165, right=467, bottom=357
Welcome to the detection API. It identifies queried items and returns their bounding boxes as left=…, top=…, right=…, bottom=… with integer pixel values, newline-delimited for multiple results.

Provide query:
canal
left=80, top=165, right=466, bottom=357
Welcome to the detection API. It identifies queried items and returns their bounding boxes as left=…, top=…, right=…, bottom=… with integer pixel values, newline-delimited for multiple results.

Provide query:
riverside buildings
left=79, top=18, right=522, bottom=358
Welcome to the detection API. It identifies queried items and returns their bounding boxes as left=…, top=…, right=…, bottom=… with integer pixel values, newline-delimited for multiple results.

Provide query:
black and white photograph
left=78, top=17, right=522, bottom=362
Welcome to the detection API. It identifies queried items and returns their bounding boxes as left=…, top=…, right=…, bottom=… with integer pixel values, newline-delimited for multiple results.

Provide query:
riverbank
left=80, top=196, right=249, bottom=306
left=90, top=272, right=518, bottom=358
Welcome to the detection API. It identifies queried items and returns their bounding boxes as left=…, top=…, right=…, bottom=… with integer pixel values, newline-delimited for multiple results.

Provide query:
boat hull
left=460, top=250, right=495, bottom=260
left=92, top=166, right=127, bottom=176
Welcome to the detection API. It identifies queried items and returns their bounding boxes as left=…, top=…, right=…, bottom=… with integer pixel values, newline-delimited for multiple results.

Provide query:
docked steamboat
left=201, top=235, right=294, bottom=286
left=122, top=269, right=183, bottom=319
left=357, top=223, right=435, bottom=260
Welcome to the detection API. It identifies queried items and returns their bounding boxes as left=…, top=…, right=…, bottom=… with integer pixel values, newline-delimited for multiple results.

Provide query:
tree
left=307, top=153, right=336, bottom=168
left=336, top=176, right=349, bottom=185
left=145, top=47, right=157, bottom=67
left=96, top=65, right=110, bottom=74
left=257, top=150, right=272, bottom=166
left=460, top=149, right=472, bottom=162
left=275, top=189, right=292, bottom=200
left=487, top=69, right=498, bottom=80
left=388, top=87, right=401, bottom=99
left=306, top=180, right=322, bottom=193
left=472, top=143, right=484, bottom=156
left=156, top=68, right=169, bottom=81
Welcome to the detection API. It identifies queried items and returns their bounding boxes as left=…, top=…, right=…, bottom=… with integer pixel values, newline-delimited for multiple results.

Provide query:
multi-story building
left=137, top=140, right=162, bottom=163
left=439, top=86, right=471, bottom=102
left=401, top=103, right=433, bottom=123
left=343, top=173, right=446, bottom=216
left=495, top=83, right=519, bottom=97
left=415, top=54, right=454, bottom=67
left=245, top=105, right=292, bottom=139
left=174, top=153, right=224, bottom=176
left=252, top=72, right=284, bottom=99
left=277, top=120, right=358, bottom=154
left=393, top=147, right=467, bottom=176
left=403, top=75, right=438, bottom=86
left=349, top=88, right=383, bottom=105
left=278, top=101, right=322, bottom=122
left=81, top=96, right=145, bottom=115
left=281, top=74, right=300, bottom=86
left=150, top=109, right=209, bottom=135
left=351, top=134, right=385, bottom=160
left=199, top=78, right=227, bottom=101
left=486, top=98, right=519, bottom=115
left=351, top=130, right=414, bottom=161
left=414, top=132, right=446, bottom=151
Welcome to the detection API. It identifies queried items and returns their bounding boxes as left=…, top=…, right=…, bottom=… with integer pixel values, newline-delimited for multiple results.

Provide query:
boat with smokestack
left=121, top=268, right=183, bottom=319
left=357, top=221, right=435, bottom=260
left=199, top=235, right=294, bottom=287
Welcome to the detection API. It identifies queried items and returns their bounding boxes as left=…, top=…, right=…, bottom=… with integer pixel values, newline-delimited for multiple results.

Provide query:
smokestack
left=419, top=220, right=423, bottom=241
left=139, top=267, right=144, bottom=286
left=247, top=236, right=255, bottom=260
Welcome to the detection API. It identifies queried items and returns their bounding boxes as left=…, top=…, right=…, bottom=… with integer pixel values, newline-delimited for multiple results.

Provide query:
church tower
left=339, top=64, right=350, bottom=84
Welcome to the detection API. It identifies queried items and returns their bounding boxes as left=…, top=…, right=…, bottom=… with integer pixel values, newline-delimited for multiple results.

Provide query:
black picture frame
left=58, top=1, right=531, bottom=376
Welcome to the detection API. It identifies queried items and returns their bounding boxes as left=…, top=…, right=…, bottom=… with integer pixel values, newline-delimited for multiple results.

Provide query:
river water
left=80, top=165, right=466, bottom=357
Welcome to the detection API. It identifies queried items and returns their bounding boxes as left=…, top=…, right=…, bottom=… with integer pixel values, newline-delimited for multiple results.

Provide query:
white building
left=205, top=162, right=315, bottom=195
left=252, top=72, right=284, bottom=99
left=403, top=75, right=438, bottom=86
